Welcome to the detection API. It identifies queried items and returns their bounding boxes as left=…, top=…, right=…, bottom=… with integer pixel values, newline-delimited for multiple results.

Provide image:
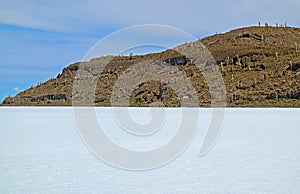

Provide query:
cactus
left=158, top=83, right=163, bottom=100
left=253, top=78, right=257, bottom=88
left=220, top=62, right=224, bottom=72
left=234, top=91, right=238, bottom=101
left=236, top=55, right=242, bottom=68
left=129, top=52, right=133, bottom=60
left=230, top=93, right=236, bottom=102
left=289, top=61, right=293, bottom=70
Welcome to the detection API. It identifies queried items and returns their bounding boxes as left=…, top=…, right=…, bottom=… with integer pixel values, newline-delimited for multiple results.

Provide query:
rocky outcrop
left=30, top=94, right=67, bottom=102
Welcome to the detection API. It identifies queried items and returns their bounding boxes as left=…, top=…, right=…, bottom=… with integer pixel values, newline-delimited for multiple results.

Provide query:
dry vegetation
left=3, top=26, right=300, bottom=107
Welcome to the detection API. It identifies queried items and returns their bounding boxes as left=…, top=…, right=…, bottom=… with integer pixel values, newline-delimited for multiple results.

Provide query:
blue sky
left=1, top=0, right=299, bottom=101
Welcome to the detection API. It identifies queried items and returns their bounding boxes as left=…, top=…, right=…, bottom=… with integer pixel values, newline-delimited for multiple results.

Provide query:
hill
left=2, top=26, right=300, bottom=107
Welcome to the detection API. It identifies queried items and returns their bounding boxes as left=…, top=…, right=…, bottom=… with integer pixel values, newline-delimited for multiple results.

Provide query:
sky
left=0, top=0, right=299, bottom=101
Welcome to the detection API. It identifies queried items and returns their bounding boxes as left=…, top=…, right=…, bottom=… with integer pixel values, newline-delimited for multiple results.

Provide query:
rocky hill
left=2, top=26, right=300, bottom=107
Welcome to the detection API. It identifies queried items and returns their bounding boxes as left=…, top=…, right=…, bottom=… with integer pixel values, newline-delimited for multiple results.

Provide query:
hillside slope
left=2, top=26, right=300, bottom=107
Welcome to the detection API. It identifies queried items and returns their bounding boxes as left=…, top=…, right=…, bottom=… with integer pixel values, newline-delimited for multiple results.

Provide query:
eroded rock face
left=2, top=97, right=13, bottom=104
left=163, top=56, right=189, bottom=66
left=30, top=94, right=67, bottom=102
left=3, top=94, right=67, bottom=105
left=2, top=26, right=300, bottom=107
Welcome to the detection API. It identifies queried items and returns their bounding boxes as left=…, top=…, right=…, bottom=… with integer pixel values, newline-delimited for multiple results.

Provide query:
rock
left=237, top=74, right=265, bottom=90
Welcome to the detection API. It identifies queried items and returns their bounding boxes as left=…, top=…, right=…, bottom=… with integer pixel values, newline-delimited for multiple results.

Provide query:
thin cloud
left=1, top=0, right=299, bottom=34
left=13, top=87, right=20, bottom=93
left=0, top=9, right=68, bottom=31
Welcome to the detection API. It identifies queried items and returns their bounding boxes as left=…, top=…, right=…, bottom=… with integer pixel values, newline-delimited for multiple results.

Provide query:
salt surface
left=0, top=107, right=299, bottom=193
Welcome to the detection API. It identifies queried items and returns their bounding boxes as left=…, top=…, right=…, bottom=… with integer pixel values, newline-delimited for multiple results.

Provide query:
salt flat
left=0, top=107, right=299, bottom=193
